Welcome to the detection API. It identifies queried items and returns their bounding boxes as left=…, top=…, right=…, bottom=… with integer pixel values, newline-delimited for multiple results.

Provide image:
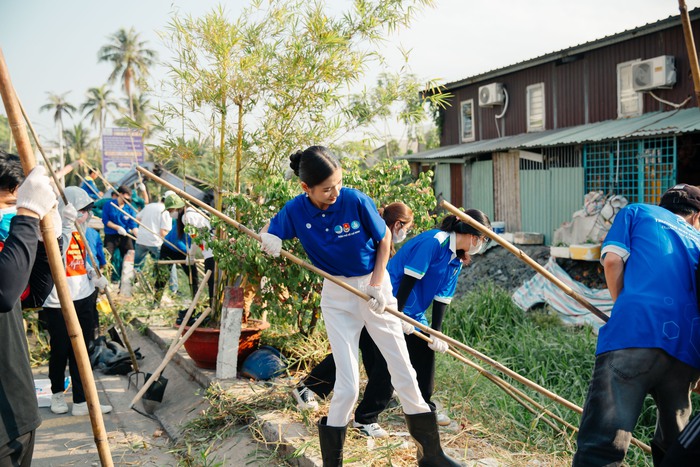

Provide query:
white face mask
left=170, top=211, right=179, bottom=220
left=393, top=228, right=407, bottom=244
left=467, top=237, right=484, bottom=255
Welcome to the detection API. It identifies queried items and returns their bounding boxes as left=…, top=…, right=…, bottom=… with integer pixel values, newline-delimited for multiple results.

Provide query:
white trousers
left=321, top=273, right=430, bottom=427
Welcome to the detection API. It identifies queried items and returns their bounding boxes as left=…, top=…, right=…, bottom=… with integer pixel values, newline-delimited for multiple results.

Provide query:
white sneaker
left=50, top=393, right=68, bottom=414
left=72, top=402, right=113, bottom=416
left=436, top=411, right=451, bottom=426
left=291, top=385, right=319, bottom=411
left=353, top=421, right=389, bottom=438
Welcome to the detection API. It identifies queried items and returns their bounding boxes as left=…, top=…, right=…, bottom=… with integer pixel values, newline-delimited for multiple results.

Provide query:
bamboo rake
left=440, top=200, right=610, bottom=323
left=0, top=49, right=114, bottom=466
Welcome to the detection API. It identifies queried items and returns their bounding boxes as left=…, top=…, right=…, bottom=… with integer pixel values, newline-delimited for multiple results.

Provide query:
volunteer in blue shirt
left=101, top=185, right=138, bottom=285
left=573, top=184, right=700, bottom=467
left=388, top=211, right=490, bottom=421
left=259, top=146, right=458, bottom=467
left=80, top=169, right=103, bottom=200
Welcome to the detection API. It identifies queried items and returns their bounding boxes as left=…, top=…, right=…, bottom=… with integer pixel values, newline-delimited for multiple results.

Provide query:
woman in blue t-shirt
left=260, top=146, right=458, bottom=466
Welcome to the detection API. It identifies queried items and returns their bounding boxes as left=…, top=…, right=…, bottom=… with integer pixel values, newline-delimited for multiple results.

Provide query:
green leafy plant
left=207, top=158, right=436, bottom=335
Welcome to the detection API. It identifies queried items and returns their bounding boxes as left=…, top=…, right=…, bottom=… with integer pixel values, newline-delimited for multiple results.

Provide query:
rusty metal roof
left=402, top=108, right=700, bottom=162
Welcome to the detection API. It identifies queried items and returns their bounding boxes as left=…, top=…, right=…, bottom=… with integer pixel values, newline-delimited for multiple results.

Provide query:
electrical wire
left=494, top=88, right=509, bottom=138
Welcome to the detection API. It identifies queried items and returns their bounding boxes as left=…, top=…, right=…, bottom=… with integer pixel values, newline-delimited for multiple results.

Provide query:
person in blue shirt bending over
left=573, top=184, right=700, bottom=467
left=80, top=168, right=103, bottom=200
left=259, top=146, right=459, bottom=467
left=101, top=185, right=138, bottom=285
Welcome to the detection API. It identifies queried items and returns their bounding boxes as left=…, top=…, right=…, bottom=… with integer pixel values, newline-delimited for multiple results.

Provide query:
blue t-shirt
left=80, top=179, right=100, bottom=200
left=164, top=219, right=189, bottom=253
left=387, top=229, right=462, bottom=327
left=85, top=227, right=106, bottom=268
left=101, top=200, right=137, bottom=235
left=268, top=187, right=386, bottom=277
left=597, top=203, right=700, bottom=369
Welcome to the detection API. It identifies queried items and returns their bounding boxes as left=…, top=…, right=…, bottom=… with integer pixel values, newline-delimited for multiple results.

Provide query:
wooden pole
left=679, top=0, right=700, bottom=105
left=440, top=201, right=610, bottom=323
left=80, top=160, right=140, bottom=214
left=136, top=166, right=586, bottom=413
left=16, top=89, right=142, bottom=379
left=0, top=49, right=114, bottom=466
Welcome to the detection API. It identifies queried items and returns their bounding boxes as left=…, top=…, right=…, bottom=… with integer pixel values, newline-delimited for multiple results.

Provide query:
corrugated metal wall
left=434, top=163, right=451, bottom=204
left=493, top=152, right=521, bottom=231
left=441, top=17, right=700, bottom=146
left=521, top=167, right=585, bottom=244
left=469, top=160, right=494, bottom=220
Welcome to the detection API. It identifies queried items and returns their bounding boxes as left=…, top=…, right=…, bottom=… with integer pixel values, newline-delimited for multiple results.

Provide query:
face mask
left=467, top=237, right=484, bottom=256
left=77, top=210, right=91, bottom=225
left=170, top=211, right=179, bottom=220
left=0, top=206, right=17, bottom=241
left=393, top=228, right=407, bottom=244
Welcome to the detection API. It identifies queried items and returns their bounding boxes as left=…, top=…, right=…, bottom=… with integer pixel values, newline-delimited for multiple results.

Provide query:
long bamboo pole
left=15, top=92, right=142, bottom=378
left=138, top=166, right=652, bottom=453
left=0, top=49, right=114, bottom=466
left=79, top=161, right=140, bottom=214
left=440, top=201, right=610, bottom=323
left=679, top=0, right=700, bottom=105
left=136, top=167, right=582, bottom=408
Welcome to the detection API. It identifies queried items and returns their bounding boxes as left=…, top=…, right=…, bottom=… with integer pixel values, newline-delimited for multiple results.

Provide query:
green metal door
left=470, top=160, right=494, bottom=220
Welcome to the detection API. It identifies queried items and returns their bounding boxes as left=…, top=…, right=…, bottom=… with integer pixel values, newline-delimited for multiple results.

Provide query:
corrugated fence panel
left=520, top=170, right=550, bottom=242
left=470, top=160, right=494, bottom=220
left=550, top=167, right=585, bottom=243
left=434, top=163, right=452, bottom=204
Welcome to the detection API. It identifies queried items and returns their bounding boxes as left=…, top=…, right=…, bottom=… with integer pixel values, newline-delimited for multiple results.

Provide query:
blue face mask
left=0, top=206, right=17, bottom=241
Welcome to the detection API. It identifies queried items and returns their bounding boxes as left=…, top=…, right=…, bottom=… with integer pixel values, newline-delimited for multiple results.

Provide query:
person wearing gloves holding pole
left=101, top=185, right=138, bottom=285
left=0, top=151, right=58, bottom=467
left=259, top=146, right=459, bottom=467
left=42, top=186, right=113, bottom=417
left=134, top=190, right=173, bottom=272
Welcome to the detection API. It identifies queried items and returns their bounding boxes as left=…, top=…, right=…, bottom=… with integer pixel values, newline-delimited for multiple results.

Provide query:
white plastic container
left=492, top=221, right=506, bottom=235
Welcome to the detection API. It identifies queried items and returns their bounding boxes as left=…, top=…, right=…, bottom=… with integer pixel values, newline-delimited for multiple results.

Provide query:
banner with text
left=101, top=128, right=144, bottom=183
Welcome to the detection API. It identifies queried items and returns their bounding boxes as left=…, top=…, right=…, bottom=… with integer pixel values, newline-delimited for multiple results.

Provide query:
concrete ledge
left=129, top=318, right=321, bottom=466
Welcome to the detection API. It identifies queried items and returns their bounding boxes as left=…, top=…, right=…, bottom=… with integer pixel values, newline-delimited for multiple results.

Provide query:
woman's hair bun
left=289, top=150, right=303, bottom=175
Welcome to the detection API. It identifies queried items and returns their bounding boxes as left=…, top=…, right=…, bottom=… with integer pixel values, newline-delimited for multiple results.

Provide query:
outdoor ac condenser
left=478, top=82, right=505, bottom=107
left=632, top=55, right=676, bottom=91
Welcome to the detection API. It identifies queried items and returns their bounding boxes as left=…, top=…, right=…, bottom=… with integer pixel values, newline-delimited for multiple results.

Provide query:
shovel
left=129, top=271, right=211, bottom=414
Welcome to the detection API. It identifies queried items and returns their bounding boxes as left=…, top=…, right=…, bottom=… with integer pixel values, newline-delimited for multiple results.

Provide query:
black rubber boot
left=405, top=412, right=462, bottom=467
left=318, top=416, right=346, bottom=467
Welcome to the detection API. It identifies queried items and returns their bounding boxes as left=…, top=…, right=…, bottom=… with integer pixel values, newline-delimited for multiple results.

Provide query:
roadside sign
left=102, top=128, right=144, bottom=183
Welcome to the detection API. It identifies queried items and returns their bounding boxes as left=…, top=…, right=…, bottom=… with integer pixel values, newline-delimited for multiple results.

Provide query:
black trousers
left=43, top=290, right=97, bottom=404
left=104, top=233, right=133, bottom=282
left=155, top=245, right=199, bottom=299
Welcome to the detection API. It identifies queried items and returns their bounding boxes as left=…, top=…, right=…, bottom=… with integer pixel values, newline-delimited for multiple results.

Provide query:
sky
left=1, top=0, right=699, bottom=143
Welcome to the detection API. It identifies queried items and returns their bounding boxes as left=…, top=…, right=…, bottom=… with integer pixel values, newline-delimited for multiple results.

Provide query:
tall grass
left=438, top=283, right=657, bottom=466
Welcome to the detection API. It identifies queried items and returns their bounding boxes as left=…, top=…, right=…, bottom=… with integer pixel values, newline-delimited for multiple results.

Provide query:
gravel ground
left=453, top=243, right=607, bottom=301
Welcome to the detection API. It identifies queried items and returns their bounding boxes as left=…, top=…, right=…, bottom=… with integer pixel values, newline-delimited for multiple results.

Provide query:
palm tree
left=81, top=86, right=119, bottom=141
left=40, top=92, right=76, bottom=186
left=63, top=123, right=95, bottom=186
left=98, top=28, right=157, bottom=119
left=114, top=93, right=158, bottom=140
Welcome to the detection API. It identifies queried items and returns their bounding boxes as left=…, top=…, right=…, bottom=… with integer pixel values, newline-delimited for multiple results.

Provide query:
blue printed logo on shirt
left=351, top=221, right=360, bottom=230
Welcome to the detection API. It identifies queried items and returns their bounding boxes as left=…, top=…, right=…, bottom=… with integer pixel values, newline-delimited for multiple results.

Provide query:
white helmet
left=63, top=186, right=94, bottom=212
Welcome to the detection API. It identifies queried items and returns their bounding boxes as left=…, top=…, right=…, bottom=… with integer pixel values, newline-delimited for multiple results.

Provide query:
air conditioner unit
left=478, top=83, right=505, bottom=107
left=632, top=56, right=676, bottom=91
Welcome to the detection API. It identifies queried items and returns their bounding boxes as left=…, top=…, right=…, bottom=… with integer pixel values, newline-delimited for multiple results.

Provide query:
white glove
left=260, top=232, right=282, bottom=257
left=61, top=203, right=78, bottom=230
left=401, top=318, right=415, bottom=335
left=364, top=284, right=387, bottom=314
left=428, top=336, right=449, bottom=353
left=131, top=227, right=138, bottom=236
left=137, top=182, right=146, bottom=192
left=92, top=275, right=109, bottom=292
left=16, top=166, right=57, bottom=219
left=116, top=226, right=127, bottom=236
left=39, top=207, right=62, bottom=242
